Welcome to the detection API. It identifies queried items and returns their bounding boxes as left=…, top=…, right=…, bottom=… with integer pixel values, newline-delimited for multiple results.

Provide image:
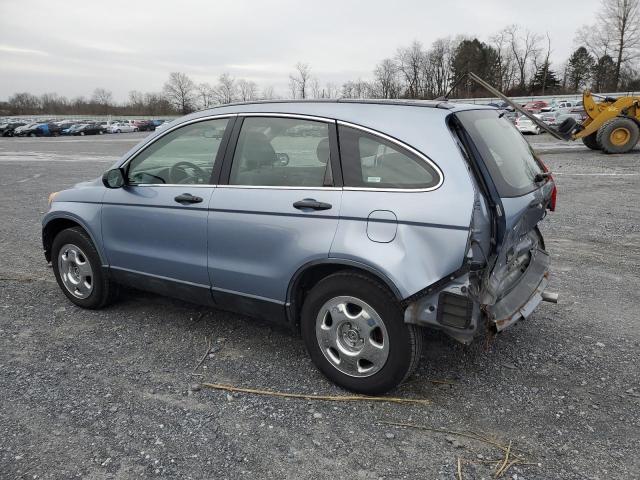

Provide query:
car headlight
left=48, top=191, right=59, bottom=206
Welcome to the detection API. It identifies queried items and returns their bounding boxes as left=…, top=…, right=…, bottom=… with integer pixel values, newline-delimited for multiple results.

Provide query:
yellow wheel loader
left=446, top=73, right=640, bottom=154
left=575, top=91, right=640, bottom=153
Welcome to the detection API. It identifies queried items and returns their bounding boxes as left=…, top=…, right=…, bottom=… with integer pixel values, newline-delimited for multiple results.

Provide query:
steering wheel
left=169, top=161, right=207, bottom=184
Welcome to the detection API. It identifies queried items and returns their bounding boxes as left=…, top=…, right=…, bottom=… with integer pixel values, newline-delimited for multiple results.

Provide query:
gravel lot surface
left=0, top=133, right=638, bottom=479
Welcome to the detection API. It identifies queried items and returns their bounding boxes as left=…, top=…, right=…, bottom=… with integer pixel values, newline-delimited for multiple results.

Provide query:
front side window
left=127, top=118, right=229, bottom=185
left=338, top=125, right=440, bottom=189
left=229, top=117, right=331, bottom=187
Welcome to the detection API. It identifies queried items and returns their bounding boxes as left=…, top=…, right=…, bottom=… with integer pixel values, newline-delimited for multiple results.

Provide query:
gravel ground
left=0, top=133, right=638, bottom=479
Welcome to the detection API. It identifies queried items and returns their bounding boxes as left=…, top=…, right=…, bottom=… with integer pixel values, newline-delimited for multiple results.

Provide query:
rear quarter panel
left=329, top=110, right=475, bottom=299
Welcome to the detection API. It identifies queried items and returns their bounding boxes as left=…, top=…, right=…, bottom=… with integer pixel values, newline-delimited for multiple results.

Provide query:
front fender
left=42, top=204, right=107, bottom=266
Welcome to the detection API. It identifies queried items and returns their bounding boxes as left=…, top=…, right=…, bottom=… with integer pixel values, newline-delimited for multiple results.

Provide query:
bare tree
left=163, top=72, right=196, bottom=114
left=324, top=82, right=340, bottom=98
left=237, top=79, right=258, bottom=101
left=213, top=73, right=237, bottom=104
left=426, top=37, right=458, bottom=98
left=91, top=88, right=113, bottom=106
left=310, top=78, right=321, bottom=99
left=601, top=0, right=640, bottom=88
left=373, top=58, right=401, bottom=98
left=505, top=25, right=541, bottom=92
left=538, top=32, right=553, bottom=94
left=395, top=41, right=426, bottom=98
left=289, top=62, right=312, bottom=99
left=195, top=83, right=216, bottom=109
left=490, top=30, right=518, bottom=91
left=261, top=85, right=276, bottom=99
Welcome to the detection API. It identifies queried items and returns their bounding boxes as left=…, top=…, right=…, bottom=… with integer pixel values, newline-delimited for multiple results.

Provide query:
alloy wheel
left=315, top=296, right=389, bottom=377
left=58, top=243, right=93, bottom=299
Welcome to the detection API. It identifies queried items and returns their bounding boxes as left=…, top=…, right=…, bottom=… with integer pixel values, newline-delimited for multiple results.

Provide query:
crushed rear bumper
left=486, top=248, right=550, bottom=331
left=404, top=248, right=551, bottom=343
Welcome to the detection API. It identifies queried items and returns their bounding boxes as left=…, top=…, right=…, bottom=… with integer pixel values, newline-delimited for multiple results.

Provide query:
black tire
left=300, top=271, right=422, bottom=394
left=51, top=227, right=117, bottom=309
left=582, top=132, right=601, bottom=150
left=596, top=117, right=640, bottom=154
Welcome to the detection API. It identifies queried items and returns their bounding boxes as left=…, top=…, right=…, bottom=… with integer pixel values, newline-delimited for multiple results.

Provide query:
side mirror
left=102, top=168, right=125, bottom=188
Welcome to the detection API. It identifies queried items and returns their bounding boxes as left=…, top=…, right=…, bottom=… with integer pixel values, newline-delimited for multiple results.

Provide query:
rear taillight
left=539, top=158, right=557, bottom=211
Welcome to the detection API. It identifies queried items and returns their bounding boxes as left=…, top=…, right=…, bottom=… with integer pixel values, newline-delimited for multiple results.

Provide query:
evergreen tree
left=567, top=47, right=595, bottom=92
left=530, top=62, right=561, bottom=94
left=450, top=39, right=500, bottom=97
left=592, top=55, right=617, bottom=92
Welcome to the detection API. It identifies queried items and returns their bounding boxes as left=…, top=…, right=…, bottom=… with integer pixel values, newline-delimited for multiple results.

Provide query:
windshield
left=456, top=109, right=543, bottom=197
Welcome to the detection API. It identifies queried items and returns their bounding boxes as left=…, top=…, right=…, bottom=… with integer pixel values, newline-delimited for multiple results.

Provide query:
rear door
left=207, top=115, right=342, bottom=314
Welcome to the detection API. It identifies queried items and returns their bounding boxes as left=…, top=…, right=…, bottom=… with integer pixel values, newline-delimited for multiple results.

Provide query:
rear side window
left=456, top=110, right=543, bottom=197
left=338, top=125, right=440, bottom=189
left=229, top=117, right=331, bottom=187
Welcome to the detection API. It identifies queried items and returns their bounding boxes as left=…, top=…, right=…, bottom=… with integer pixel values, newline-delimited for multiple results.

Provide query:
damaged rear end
left=405, top=108, right=558, bottom=343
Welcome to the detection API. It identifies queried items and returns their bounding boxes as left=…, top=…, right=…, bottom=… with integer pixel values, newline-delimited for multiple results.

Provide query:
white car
left=515, top=114, right=543, bottom=134
left=108, top=122, right=138, bottom=134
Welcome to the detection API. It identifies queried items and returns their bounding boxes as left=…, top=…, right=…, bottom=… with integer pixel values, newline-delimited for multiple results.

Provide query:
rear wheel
left=301, top=271, right=422, bottom=394
left=582, top=132, right=601, bottom=150
left=52, top=227, right=117, bottom=309
left=596, top=117, right=640, bottom=154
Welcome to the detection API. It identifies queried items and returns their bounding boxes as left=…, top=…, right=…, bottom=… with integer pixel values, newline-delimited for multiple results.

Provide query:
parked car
left=108, top=122, right=137, bottom=133
left=43, top=100, right=557, bottom=394
left=133, top=120, right=156, bottom=132
left=13, top=123, right=39, bottom=136
left=19, top=122, right=62, bottom=137
left=523, top=100, right=549, bottom=114
left=70, top=123, right=105, bottom=136
left=62, top=124, right=85, bottom=135
left=0, top=121, right=26, bottom=136
left=515, top=114, right=543, bottom=134
left=151, top=119, right=168, bottom=127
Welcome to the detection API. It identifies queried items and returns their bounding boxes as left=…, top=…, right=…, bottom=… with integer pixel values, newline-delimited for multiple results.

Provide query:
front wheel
left=301, top=271, right=422, bottom=394
left=52, top=227, right=117, bottom=309
left=596, top=117, right=640, bottom=154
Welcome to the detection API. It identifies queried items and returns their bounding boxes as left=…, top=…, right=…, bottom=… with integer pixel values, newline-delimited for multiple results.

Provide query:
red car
left=523, top=101, right=549, bottom=114
left=132, top=120, right=156, bottom=132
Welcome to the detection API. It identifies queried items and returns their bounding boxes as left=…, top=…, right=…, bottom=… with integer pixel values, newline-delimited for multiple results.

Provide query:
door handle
left=293, top=198, right=332, bottom=211
left=174, top=193, right=203, bottom=204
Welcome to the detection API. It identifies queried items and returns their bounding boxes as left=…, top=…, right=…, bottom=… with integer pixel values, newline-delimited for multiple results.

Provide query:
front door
left=101, top=117, right=232, bottom=304
left=207, top=115, right=342, bottom=318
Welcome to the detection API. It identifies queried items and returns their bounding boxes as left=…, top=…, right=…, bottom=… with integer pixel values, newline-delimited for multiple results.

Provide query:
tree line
left=2, top=0, right=638, bottom=116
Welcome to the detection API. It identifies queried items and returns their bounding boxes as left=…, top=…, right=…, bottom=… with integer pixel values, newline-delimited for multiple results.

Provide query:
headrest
left=316, top=137, right=330, bottom=164
left=241, top=131, right=276, bottom=169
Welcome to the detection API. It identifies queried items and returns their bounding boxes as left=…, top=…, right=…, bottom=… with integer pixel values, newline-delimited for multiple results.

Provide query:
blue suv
left=43, top=100, right=557, bottom=394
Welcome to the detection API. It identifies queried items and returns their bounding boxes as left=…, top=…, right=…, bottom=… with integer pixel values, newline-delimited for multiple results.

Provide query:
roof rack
left=201, top=98, right=455, bottom=111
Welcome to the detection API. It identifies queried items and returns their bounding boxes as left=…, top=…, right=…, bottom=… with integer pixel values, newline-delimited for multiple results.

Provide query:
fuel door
left=367, top=210, right=397, bottom=243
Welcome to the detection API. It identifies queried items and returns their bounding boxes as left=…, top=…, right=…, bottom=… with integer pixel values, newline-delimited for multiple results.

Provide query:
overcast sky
left=0, top=0, right=601, bottom=101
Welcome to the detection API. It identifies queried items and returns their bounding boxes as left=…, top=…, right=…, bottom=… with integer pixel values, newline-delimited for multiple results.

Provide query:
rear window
left=456, top=109, right=543, bottom=197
